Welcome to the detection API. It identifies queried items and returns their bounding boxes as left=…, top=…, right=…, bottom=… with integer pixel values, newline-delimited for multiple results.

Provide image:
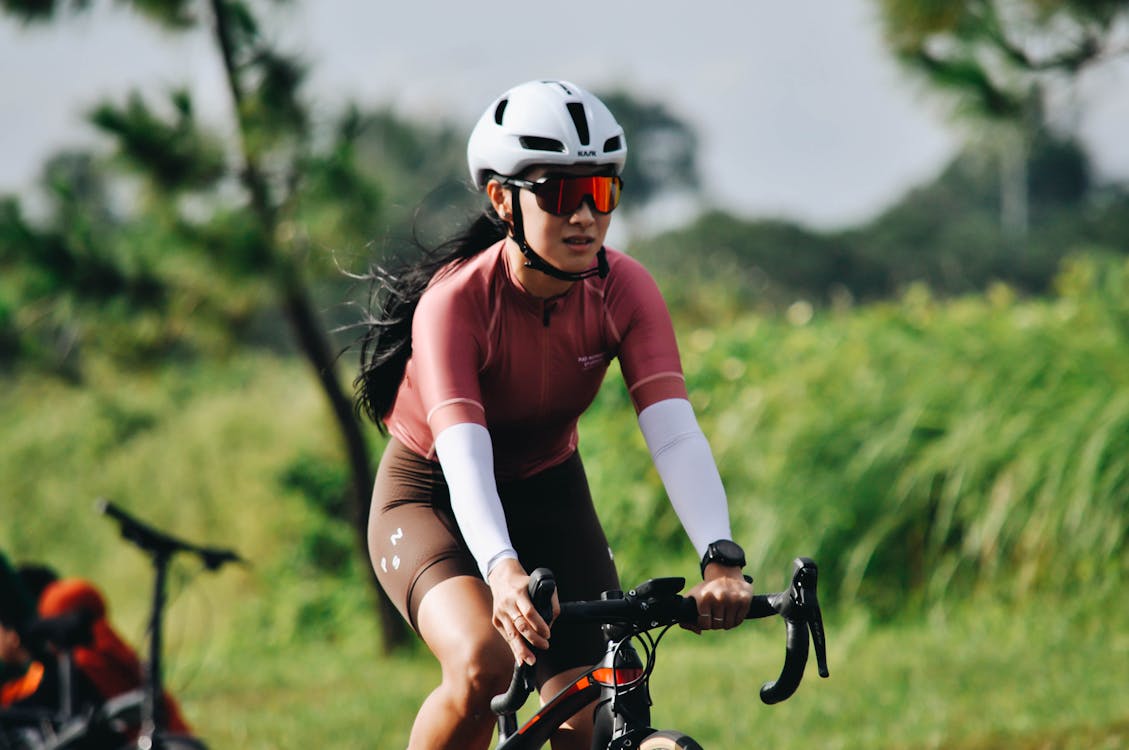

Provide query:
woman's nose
left=570, top=199, right=597, bottom=224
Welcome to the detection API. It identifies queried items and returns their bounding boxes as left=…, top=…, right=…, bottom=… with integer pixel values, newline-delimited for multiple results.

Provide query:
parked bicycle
left=491, top=557, right=829, bottom=749
left=0, top=500, right=244, bottom=750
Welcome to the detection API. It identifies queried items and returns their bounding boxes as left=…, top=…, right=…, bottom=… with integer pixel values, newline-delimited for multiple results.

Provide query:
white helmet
left=467, top=80, right=627, bottom=190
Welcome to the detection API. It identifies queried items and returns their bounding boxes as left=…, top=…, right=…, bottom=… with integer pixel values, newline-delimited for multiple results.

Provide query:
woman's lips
left=564, top=236, right=595, bottom=251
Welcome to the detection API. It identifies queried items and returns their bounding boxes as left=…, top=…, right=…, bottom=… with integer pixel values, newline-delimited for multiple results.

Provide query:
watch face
left=714, top=540, right=743, bottom=561
left=701, top=539, right=746, bottom=576
left=707, top=540, right=745, bottom=567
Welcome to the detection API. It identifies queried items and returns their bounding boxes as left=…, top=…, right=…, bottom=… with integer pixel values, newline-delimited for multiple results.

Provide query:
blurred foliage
left=630, top=212, right=874, bottom=319
left=278, top=450, right=351, bottom=520
left=873, top=0, right=1129, bottom=239
left=0, top=1, right=385, bottom=375
left=875, top=0, right=1129, bottom=121
left=844, top=133, right=1127, bottom=296
left=632, top=129, right=1129, bottom=317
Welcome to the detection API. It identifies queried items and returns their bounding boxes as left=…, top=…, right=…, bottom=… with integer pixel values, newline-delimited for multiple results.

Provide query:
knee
left=440, top=636, right=513, bottom=712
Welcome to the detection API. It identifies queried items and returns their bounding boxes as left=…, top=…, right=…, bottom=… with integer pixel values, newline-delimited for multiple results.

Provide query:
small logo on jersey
left=577, top=353, right=609, bottom=371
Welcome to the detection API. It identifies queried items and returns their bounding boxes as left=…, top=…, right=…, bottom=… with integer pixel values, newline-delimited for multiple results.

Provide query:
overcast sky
left=2, top=1, right=1127, bottom=231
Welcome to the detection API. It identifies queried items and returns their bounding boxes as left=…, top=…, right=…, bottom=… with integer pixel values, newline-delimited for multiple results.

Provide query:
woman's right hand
left=487, top=558, right=557, bottom=665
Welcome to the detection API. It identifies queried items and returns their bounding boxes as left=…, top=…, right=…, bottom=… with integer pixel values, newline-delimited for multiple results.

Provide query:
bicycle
left=490, top=557, right=829, bottom=749
left=94, top=498, right=245, bottom=750
left=1, top=500, right=244, bottom=750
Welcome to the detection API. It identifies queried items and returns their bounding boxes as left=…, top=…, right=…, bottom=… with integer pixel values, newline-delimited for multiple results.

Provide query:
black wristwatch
left=700, top=539, right=746, bottom=578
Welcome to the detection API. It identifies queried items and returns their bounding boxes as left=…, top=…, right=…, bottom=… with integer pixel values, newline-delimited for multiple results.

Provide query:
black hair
left=17, top=564, right=59, bottom=604
left=0, top=554, right=35, bottom=632
left=352, top=211, right=507, bottom=430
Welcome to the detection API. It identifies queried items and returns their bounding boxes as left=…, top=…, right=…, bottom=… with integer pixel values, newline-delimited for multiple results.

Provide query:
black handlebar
left=491, top=558, right=830, bottom=717
left=489, top=569, right=558, bottom=717
left=96, top=498, right=245, bottom=570
left=748, top=557, right=830, bottom=703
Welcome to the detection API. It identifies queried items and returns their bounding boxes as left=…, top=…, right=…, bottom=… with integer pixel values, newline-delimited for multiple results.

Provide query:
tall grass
left=581, top=254, right=1129, bottom=615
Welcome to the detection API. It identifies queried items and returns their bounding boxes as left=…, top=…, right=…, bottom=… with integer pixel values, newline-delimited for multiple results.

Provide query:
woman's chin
left=556, top=247, right=601, bottom=271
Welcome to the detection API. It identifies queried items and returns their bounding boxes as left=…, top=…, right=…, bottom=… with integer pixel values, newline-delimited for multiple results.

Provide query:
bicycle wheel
left=639, top=729, right=704, bottom=749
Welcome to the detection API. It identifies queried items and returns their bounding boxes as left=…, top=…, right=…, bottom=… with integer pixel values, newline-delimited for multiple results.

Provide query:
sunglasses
left=503, top=174, right=624, bottom=216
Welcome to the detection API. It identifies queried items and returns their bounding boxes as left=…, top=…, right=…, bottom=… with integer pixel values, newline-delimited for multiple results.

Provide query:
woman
left=355, top=79, right=752, bottom=750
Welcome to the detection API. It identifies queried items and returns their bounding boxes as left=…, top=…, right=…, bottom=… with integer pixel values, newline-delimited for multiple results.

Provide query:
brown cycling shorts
left=368, top=438, right=620, bottom=683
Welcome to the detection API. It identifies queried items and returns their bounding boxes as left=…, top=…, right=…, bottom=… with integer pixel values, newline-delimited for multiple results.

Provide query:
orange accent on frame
left=591, top=667, right=645, bottom=686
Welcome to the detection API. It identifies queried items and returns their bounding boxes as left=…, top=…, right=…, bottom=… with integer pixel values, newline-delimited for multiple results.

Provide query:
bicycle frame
left=495, top=638, right=651, bottom=750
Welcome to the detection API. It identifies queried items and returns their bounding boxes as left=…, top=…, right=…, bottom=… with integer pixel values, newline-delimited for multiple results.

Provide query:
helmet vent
left=519, top=136, right=566, bottom=153
left=603, top=136, right=622, bottom=152
left=566, top=102, right=591, bottom=146
left=493, top=99, right=509, bottom=125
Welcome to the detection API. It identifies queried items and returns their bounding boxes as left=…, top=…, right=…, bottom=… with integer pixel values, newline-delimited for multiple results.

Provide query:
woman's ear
left=485, top=179, right=511, bottom=222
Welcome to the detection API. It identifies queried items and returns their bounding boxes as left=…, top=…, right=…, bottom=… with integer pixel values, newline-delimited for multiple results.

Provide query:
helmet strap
left=508, top=188, right=609, bottom=282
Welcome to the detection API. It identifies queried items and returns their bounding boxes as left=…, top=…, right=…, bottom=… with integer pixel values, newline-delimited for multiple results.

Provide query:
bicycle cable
left=164, top=560, right=217, bottom=699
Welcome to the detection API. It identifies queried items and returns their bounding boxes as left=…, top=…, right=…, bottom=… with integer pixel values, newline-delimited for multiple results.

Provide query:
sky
left=2, top=1, right=1127, bottom=232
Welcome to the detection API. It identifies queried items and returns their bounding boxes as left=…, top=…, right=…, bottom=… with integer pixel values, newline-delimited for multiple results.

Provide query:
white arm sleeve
left=433, top=422, right=518, bottom=578
left=638, top=398, right=733, bottom=557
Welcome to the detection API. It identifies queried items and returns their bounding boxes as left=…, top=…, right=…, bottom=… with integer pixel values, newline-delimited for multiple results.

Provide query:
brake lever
left=793, top=557, right=830, bottom=679
left=491, top=568, right=557, bottom=726
left=809, top=603, right=830, bottom=678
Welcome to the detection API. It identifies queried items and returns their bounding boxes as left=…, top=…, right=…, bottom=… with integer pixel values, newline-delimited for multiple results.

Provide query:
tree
left=878, top=0, right=1128, bottom=117
left=0, top=152, right=173, bottom=375
left=874, top=0, right=1129, bottom=234
left=0, top=0, right=410, bottom=650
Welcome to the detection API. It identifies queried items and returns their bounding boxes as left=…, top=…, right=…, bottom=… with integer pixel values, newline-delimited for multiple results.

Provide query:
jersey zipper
left=539, top=300, right=552, bottom=415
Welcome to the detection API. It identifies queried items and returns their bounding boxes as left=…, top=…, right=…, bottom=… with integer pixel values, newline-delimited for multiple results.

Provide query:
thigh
left=415, top=575, right=510, bottom=679
left=369, top=439, right=479, bottom=631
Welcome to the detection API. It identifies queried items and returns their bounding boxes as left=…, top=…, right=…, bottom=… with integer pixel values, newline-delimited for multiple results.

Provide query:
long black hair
left=352, top=211, right=507, bottom=430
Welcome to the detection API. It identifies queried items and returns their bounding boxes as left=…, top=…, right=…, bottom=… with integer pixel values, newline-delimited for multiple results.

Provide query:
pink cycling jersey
left=386, top=239, right=688, bottom=481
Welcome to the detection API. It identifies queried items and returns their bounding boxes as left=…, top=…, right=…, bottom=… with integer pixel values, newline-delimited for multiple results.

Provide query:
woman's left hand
left=683, top=564, right=752, bottom=632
